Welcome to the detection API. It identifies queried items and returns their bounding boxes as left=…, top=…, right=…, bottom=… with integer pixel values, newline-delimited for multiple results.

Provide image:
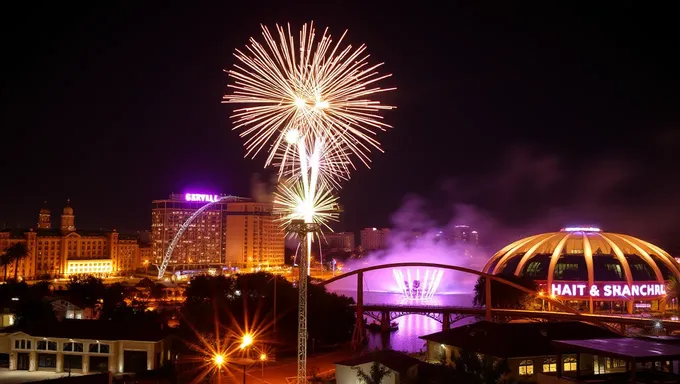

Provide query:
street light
left=214, top=353, right=225, bottom=367
left=240, top=333, right=253, bottom=349
left=260, top=353, right=267, bottom=379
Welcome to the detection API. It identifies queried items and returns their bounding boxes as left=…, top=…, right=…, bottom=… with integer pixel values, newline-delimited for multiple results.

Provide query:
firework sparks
left=224, top=22, right=395, bottom=177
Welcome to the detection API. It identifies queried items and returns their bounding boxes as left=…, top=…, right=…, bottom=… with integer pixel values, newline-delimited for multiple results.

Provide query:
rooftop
left=553, top=338, right=680, bottom=360
left=420, top=321, right=620, bottom=358
left=5, top=319, right=167, bottom=342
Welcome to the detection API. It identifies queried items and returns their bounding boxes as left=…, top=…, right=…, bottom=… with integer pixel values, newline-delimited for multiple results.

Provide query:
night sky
left=1, top=3, right=679, bottom=249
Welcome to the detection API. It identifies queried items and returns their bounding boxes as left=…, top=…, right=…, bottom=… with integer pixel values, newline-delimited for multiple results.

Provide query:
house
left=49, top=298, right=97, bottom=320
left=335, top=350, right=422, bottom=384
left=0, top=319, right=170, bottom=375
left=420, top=321, right=621, bottom=382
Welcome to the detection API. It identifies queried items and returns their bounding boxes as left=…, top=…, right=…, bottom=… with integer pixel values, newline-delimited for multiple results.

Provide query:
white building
left=335, top=350, right=421, bottom=384
left=360, top=228, right=390, bottom=251
left=0, top=321, right=170, bottom=374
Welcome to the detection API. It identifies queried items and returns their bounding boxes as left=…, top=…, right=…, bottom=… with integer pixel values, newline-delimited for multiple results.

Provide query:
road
left=224, top=349, right=353, bottom=384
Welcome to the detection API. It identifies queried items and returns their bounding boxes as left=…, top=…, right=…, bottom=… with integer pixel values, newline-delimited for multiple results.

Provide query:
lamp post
left=260, top=353, right=267, bottom=380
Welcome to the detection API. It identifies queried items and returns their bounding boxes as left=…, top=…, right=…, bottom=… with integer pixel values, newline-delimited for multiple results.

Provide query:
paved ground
left=226, top=349, right=353, bottom=384
left=0, top=369, right=83, bottom=384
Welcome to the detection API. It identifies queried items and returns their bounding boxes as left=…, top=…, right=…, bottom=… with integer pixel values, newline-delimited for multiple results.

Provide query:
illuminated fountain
left=392, top=268, right=444, bottom=301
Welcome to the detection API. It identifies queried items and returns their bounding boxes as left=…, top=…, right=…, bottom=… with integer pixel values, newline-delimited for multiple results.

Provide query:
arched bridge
left=319, top=262, right=680, bottom=346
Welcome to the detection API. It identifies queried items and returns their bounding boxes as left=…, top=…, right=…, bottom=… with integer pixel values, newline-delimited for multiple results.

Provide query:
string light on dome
left=561, top=227, right=601, bottom=232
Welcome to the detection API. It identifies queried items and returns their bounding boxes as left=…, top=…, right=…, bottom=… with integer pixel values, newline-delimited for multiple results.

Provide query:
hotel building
left=0, top=201, right=144, bottom=280
left=151, top=193, right=285, bottom=270
left=322, top=232, right=356, bottom=251
left=360, top=228, right=390, bottom=251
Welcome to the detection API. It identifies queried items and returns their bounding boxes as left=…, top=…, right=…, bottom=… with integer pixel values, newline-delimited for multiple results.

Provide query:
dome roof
left=63, top=200, right=74, bottom=215
left=483, top=227, right=680, bottom=287
left=40, top=201, right=50, bottom=214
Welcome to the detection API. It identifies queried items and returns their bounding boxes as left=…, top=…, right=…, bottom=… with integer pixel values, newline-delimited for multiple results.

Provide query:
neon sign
left=561, top=227, right=601, bottom=232
left=551, top=283, right=666, bottom=298
left=185, top=193, right=220, bottom=202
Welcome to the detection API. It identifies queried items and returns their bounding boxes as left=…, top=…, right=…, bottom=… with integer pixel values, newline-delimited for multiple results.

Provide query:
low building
left=420, top=321, right=621, bottom=382
left=335, top=350, right=422, bottom=384
left=0, top=320, right=170, bottom=375
left=48, top=298, right=97, bottom=321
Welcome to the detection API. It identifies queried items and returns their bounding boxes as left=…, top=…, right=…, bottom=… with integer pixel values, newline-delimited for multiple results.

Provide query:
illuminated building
left=360, top=228, right=390, bottom=251
left=225, top=201, right=285, bottom=269
left=152, top=193, right=285, bottom=269
left=483, top=227, right=680, bottom=313
left=442, top=225, right=478, bottom=246
left=0, top=201, right=144, bottom=280
left=323, top=232, right=355, bottom=251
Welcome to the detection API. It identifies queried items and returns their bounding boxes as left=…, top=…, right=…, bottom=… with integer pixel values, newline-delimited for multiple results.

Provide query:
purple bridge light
left=392, top=268, right=444, bottom=300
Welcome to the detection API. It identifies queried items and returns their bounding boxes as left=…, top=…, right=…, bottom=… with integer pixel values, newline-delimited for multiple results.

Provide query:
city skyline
left=1, top=3, right=679, bottom=251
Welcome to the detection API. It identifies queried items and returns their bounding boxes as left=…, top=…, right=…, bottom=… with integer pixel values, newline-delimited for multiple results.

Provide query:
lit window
left=519, top=360, right=534, bottom=376
left=543, top=358, right=557, bottom=372
left=563, top=357, right=577, bottom=372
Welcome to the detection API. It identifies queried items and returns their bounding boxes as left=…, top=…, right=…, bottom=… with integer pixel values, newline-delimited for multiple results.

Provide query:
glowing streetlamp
left=214, top=353, right=225, bottom=367
left=240, top=334, right=253, bottom=349
left=259, top=353, right=267, bottom=379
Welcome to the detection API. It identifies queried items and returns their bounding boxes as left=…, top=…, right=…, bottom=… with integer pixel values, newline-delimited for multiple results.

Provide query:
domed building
left=482, top=227, right=680, bottom=313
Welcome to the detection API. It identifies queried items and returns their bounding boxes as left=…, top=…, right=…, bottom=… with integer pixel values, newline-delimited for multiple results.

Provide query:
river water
left=330, top=290, right=477, bottom=353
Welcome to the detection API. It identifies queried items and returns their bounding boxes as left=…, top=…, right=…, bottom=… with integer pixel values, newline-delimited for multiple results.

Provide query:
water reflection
left=331, top=291, right=477, bottom=352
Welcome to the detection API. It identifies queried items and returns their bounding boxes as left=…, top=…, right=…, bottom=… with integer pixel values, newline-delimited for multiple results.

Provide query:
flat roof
left=553, top=338, right=680, bottom=360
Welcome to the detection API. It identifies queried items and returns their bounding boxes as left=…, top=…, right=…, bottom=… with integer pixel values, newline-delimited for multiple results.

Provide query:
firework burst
left=224, top=22, right=395, bottom=178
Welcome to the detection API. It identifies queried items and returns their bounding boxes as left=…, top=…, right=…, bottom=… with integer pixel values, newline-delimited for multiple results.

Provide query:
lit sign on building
left=551, top=282, right=666, bottom=298
left=561, top=227, right=601, bottom=232
left=185, top=193, right=220, bottom=202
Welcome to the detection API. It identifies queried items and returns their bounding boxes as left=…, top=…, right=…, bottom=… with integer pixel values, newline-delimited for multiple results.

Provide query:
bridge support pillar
left=627, top=300, right=633, bottom=315
left=381, top=311, right=390, bottom=332
left=485, top=277, right=492, bottom=321
left=354, top=271, right=364, bottom=348
left=619, top=323, right=626, bottom=334
left=442, top=312, right=451, bottom=330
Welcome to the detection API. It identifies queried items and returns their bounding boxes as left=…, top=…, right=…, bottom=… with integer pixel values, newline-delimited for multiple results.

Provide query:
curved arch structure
left=320, top=262, right=580, bottom=314
left=157, top=195, right=247, bottom=279
left=482, top=228, right=680, bottom=290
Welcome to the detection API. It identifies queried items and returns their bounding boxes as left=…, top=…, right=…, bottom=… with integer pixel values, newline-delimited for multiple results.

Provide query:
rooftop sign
left=561, top=227, right=601, bottom=232
left=185, top=193, right=220, bottom=203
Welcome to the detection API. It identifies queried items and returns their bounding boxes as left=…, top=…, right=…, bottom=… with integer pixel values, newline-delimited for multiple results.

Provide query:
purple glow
left=561, top=226, right=601, bottom=232
left=392, top=268, right=443, bottom=300
left=185, top=193, right=219, bottom=202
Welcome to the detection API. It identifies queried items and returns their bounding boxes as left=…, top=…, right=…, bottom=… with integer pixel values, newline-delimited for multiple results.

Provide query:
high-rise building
left=445, top=225, right=479, bottom=246
left=151, top=193, right=285, bottom=269
left=225, top=201, right=285, bottom=269
left=360, top=228, right=390, bottom=251
left=322, top=232, right=355, bottom=251
left=0, top=201, right=144, bottom=280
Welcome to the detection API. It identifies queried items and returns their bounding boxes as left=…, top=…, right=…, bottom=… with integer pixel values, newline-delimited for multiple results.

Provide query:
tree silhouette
left=353, top=361, right=392, bottom=384
left=448, top=350, right=511, bottom=384
left=0, top=251, right=11, bottom=281
left=6, top=243, right=28, bottom=280
left=473, top=273, right=537, bottom=310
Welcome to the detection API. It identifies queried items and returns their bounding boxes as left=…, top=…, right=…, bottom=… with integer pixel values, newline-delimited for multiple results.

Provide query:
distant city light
left=561, top=227, right=601, bottom=232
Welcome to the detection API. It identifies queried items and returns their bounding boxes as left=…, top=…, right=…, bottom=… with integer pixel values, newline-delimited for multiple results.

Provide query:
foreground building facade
left=0, top=202, right=144, bottom=280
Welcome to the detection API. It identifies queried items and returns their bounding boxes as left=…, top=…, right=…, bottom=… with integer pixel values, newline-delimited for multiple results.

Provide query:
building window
left=543, top=358, right=557, bottom=372
left=519, top=360, right=534, bottom=376
left=63, top=342, right=84, bottom=352
left=14, top=339, right=32, bottom=350
left=38, top=354, right=57, bottom=368
left=37, top=340, right=57, bottom=351
left=89, top=343, right=110, bottom=354
left=563, top=357, right=577, bottom=372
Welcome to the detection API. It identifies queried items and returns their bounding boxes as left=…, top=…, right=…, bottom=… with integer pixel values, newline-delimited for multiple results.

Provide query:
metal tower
left=288, top=220, right=319, bottom=384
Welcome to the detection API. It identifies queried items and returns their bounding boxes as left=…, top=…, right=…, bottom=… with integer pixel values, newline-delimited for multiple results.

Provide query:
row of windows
left=14, top=339, right=110, bottom=353
left=518, top=357, right=577, bottom=376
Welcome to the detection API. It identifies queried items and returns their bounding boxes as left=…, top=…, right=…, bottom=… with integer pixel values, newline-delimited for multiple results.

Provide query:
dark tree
left=0, top=251, right=11, bottom=281
left=448, top=350, right=511, bottom=384
left=473, top=273, right=537, bottom=309
left=67, top=275, right=105, bottom=307
left=6, top=243, right=28, bottom=280
left=353, top=361, right=392, bottom=384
